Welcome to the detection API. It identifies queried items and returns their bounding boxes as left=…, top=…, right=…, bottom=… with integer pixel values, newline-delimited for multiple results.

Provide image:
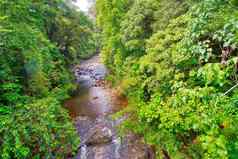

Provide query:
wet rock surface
left=84, top=123, right=113, bottom=146
left=65, top=55, right=155, bottom=159
left=74, top=116, right=154, bottom=159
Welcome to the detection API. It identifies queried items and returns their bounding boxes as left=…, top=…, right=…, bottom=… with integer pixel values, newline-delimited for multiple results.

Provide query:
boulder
left=85, top=124, right=113, bottom=146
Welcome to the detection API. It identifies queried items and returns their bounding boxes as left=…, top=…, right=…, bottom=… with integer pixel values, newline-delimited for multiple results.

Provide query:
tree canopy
left=0, top=0, right=96, bottom=158
left=96, top=0, right=238, bottom=158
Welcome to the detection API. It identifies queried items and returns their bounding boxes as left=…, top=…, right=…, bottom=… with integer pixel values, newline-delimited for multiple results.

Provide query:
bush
left=0, top=97, right=79, bottom=159
left=0, top=0, right=96, bottom=158
left=97, top=0, right=238, bottom=158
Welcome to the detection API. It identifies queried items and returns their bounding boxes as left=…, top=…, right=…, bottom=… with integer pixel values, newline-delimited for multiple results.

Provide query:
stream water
left=65, top=55, right=155, bottom=159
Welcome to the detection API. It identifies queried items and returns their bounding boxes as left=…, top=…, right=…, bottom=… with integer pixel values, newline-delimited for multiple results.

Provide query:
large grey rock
left=85, top=124, right=113, bottom=146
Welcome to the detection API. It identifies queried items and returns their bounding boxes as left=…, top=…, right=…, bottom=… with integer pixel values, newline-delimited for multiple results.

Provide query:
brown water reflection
left=64, top=55, right=127, bottom=119
left=64, top=86, right=127, bottom=119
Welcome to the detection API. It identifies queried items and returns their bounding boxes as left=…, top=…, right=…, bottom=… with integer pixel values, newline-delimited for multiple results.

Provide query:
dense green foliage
left=0, top=0, right=96, bottom=158
left=97, top=0, right=238, bottom=158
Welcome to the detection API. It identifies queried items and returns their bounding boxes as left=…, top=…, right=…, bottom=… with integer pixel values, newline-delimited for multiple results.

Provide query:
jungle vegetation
left=1, top=0, right=238, bottom=158
left=0, top=0, right=96, bottom=158
left=96, top=0, right=238, bottom=158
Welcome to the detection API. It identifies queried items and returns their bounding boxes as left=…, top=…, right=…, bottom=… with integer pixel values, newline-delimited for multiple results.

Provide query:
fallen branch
left=223, top=83, right=238, bottom=96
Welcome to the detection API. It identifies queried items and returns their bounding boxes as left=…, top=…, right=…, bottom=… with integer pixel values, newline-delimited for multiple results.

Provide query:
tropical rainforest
left=96, top=0, right=238, bottom=158
left=0, top=0, right=96, bottom=158
left=0, top=0, right=238, bottom=158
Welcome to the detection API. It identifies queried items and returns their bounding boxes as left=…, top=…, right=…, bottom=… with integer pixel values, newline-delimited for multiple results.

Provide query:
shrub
left=0, top=97, right=79, bottom=159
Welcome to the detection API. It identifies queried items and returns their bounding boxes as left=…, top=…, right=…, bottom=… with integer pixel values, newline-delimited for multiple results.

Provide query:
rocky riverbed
left=65, top=55, right=155, bottom=159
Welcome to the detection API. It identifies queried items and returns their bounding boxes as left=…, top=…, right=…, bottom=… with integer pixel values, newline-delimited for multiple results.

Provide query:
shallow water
left=64, top=55, right=127, bottom=118
left=65, top=55, right=155, bottom=159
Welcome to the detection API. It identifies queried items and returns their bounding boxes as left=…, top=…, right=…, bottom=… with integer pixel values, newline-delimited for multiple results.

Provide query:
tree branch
left=223, top=83, right=238, bottom=96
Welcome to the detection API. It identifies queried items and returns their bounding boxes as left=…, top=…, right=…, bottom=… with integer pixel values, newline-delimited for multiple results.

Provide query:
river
left=65, top=55, right=155, bottom=159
